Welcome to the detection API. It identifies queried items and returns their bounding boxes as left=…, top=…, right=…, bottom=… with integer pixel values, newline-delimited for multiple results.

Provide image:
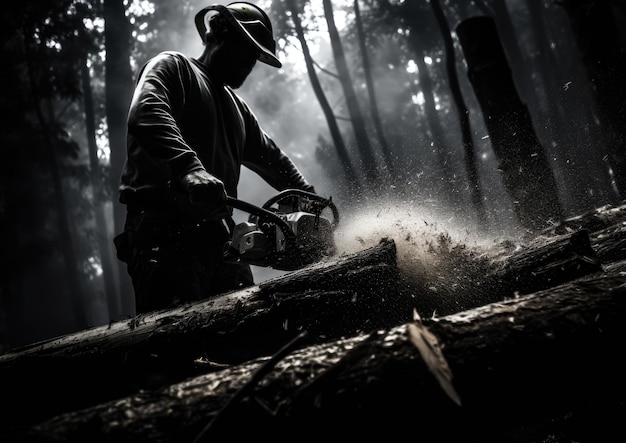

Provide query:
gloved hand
left=301, top=196, right=326, bottom=215
left=181, top=169, right=228, bottom=215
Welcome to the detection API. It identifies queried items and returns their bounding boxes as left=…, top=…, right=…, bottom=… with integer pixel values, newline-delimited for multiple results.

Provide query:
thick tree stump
left=16, top=271, right=626, bottom=442
left=0, top=238, right=405, bottom=429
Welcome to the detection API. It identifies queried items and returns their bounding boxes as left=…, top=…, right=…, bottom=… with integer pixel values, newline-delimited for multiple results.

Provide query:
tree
left=280, top=0, right=361, bottom=197
left=323, top=0, right=380, bottom=189
left=80, top=57, right=120, bottom=320
left=375, top=0, right=467, bottom=208
left=429, top=0, right=487, bottom=230
left=103, top=0, right=136, bottom=316
left=558, top=0, right=626, bottom=199
left=353, top=0, right=395, bottom=177
left=0, top=0, right=136, bottom=348
left=1, top=0, right=103, bottom=341
left=456, top=16, right=564, bottom=232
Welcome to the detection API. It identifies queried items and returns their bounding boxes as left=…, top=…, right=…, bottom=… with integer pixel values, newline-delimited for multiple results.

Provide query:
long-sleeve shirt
left=119, top=50, right=313, bottom=210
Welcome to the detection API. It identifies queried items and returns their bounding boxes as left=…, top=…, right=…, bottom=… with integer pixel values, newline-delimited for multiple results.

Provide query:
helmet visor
left=195, top=3, right=282, bottom=68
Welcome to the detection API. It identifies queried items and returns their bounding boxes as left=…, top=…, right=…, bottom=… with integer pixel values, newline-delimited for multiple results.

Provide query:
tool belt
left=114, top=194, right=231, bottom=264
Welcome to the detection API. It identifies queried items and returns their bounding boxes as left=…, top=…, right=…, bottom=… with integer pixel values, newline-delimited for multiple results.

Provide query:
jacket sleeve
left=239, top=102, right=315, bottom=194
left=126, top=52, right=204, bottom=183
left=245, top=130, right=316, bottom=193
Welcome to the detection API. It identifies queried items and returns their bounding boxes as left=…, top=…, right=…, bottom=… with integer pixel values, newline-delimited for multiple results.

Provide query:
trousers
left=114, top=206, right=254, bottom=314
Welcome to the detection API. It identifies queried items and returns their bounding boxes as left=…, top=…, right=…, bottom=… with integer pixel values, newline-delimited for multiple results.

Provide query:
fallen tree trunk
left=0, top=228, right=604, bottom=431
left=532, top=202, right=626, bottom=270
left=540, top=201, right=626, bottom=236
left=488, top=228, right=602, bottom=294
left=402, top=228, right=602, bottom=317
left=0, top=238, right=407, bottom=428
left=588, top=221, right=626, bottom=263
left=534, top=201, right=626, bottom=265
left=16, top=271, right=626, bottom=442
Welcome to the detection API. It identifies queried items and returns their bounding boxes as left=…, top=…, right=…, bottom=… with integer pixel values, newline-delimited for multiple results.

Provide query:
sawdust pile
left=333, top=202, right=521, bottom=317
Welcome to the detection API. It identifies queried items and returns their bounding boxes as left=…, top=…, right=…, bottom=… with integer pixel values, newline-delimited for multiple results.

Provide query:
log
left=0, top=238, right=407, bottom=428
left=540, top=201, right=626, bottom=236
left=538, top=201, right=626, bottom=263
left=400, top=228, right=602, bottom=317
left=488, top=228, right=602, bottom=294
left=15, top=271, right=626, bottom=442
left=0, top=229, right=606, bottom=434
left=588, top=221, right=626, bottom=263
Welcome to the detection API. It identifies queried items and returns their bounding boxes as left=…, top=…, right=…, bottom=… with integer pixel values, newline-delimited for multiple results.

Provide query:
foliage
left=0, top=0, right=108, bottom=347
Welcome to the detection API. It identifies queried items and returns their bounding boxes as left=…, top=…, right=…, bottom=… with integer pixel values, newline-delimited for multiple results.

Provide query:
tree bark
left=284, top=0, right=361, bottom=196
left=488, top=229, right=601, bottom=295
left=0, top=239, right=404, bottom=428
left=430, top=0, right=487, bottom=230
left=527, top=0, right=617, bottom=208
left=412, top=33, right=457, bottom=199
left=401, top=228, right=602, bottom=318
left=456, top=16, right=564, bottom=232
left=559, top=0, right=626, bottom=199
left=541, top=201, right=626, bottom=236
left=353, top=0, right=395, bottom=175
left=323, top=0, right=379, bottom=186
left=538, top=201, right=626, bottom=264
left=16, top=271, right=626, bottom=442
left=103, top=0, right=136, bottom=316
left=0, top=225, right=603, bottom=433
left=81, top=57, right=121, bottom=321
left=22, top=33, right=87, bottom=330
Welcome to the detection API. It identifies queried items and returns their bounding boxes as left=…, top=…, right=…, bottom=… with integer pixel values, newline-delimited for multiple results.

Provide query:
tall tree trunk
left=456, top=16, right=564, bottom=232
left=481, top=0, right=575, bottom=212
left=430, top=0, right=487, bottom=230
left=558, top=0, right=626, bottom=200
left=528, top=1, right=617, bottom=210
left=323, top=0, right=379, bottom=188
left=81, top=59, right=121, bottom=321
left=21, top=29, right=87, bottom=331
left=411, top=39, right=457, bottom=203
left=285, top=0, right=361, bottom=196
left=0, top=110, right=24, bottom=353
left=103, top=0, right=135, bottom=317
left=353, top=0, right=395, bottom=176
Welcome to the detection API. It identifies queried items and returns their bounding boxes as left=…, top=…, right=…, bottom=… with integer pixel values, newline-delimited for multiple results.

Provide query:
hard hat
left=195, top=2, right=282, bottom=68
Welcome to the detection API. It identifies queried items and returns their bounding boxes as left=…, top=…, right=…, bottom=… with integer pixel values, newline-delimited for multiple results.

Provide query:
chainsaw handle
left=225, top=196, right=297, bottom=245
left=260, top=189, right=340, bottom=229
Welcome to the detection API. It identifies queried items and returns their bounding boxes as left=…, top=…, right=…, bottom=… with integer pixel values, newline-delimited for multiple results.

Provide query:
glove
left=181, top=169, right=228, bottom=215
left=300, top=191, right=323, bottom=214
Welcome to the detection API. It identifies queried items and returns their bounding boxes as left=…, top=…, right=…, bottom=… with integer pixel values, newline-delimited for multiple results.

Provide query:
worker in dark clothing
left=114, top=2, right=316, bottom=314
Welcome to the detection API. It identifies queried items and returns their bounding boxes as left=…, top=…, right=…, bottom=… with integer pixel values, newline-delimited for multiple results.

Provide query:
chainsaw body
left=224, top=189, right=339, bottom=271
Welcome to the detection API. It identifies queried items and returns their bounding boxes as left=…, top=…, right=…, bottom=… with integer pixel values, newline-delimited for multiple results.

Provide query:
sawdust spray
left=332, top=200, right=521, bottom=318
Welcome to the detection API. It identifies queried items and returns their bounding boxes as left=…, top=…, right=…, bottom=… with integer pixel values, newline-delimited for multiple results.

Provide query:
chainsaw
left=223, top=189, right=339, bottom=271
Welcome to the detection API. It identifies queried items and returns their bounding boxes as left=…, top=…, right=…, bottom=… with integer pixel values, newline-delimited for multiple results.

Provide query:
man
left=114, top=2, right=316, bottom=314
